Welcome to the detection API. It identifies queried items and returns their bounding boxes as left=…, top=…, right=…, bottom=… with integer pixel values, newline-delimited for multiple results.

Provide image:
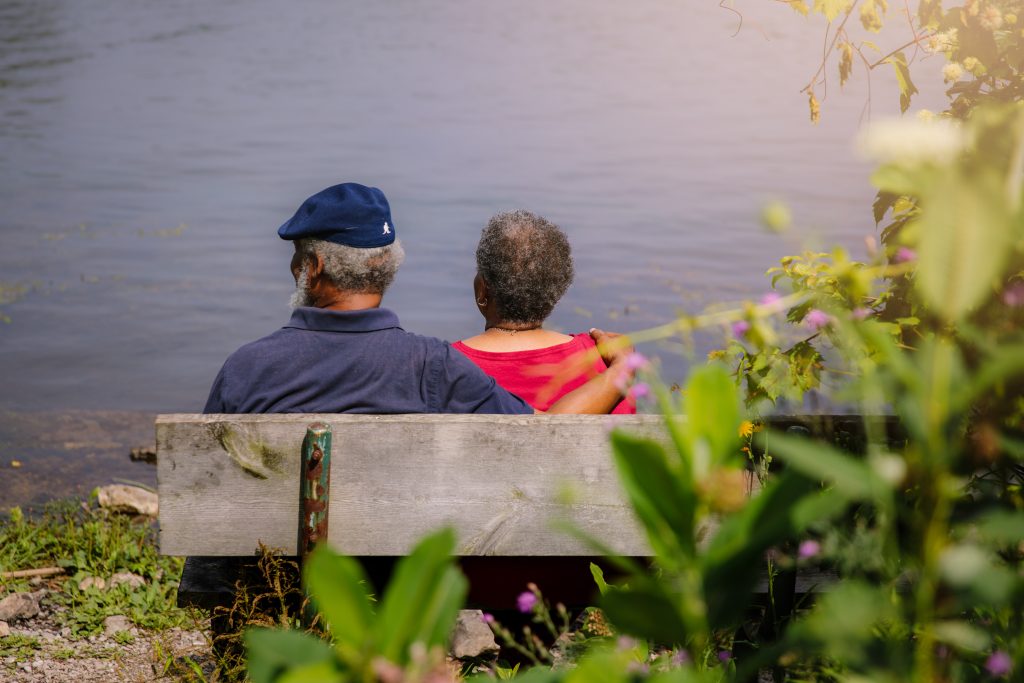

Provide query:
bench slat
left=158, top=414, right=694, bottom=557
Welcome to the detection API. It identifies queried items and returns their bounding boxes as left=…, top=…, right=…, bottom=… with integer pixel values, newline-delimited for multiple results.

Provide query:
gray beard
left=289, top=265, right=313, bottom=309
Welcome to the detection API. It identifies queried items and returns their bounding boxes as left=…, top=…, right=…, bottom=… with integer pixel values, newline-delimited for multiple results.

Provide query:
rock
left=109, top=572, right=146, bottom=589
left=96, top=484, right=158, bottom=516
left=103, top=615, right=132, bottom=636
left=450, top=609, right=499, bottom=659
left=129, top=446, right=157, bottom=464
left=0, top=591, right=40, bottom=622
left=78, top=576, right=107, bottom=591
left=0, top=621, right=9, bottom=636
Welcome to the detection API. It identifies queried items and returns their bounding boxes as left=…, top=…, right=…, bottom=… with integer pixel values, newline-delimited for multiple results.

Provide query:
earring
left=477, top=299, right=487, bottom=306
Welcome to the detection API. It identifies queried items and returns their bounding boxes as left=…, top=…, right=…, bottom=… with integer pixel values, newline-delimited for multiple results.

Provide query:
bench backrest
left=157, top=414, right=731, bottom=557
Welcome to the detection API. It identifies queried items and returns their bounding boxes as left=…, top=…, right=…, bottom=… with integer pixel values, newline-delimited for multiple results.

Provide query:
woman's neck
left=461, top=324, right=574, bottom=352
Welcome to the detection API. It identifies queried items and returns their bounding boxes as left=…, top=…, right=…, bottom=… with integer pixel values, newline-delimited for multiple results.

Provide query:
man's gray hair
left=296, top=237, right=405, bottom=294
left=476, top=210, right=574, bottom=325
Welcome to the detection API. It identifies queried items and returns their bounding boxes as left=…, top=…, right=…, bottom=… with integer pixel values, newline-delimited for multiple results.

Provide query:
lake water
left=0, top=0, right=946, bottom=503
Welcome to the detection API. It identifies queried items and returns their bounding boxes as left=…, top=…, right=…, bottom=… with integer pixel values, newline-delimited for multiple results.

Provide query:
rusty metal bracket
left=298, top=422, right=332, bottom=561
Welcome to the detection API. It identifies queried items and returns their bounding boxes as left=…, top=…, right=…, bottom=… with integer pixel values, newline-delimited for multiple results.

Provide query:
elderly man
left=204, top=183, right=629, bottom=414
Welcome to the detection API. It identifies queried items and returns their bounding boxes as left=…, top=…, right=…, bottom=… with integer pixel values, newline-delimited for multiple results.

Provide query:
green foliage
left=0, top=634, right=42, bottom=663
left=246, top=527, right=467, bottom=683
left=0, top=499, right=191, bottom=636
left=591, top=366, right=830, bottom=663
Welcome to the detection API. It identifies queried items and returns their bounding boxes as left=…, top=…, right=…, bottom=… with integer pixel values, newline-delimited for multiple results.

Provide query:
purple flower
left=616, top=636, right=638, bottom=651
left=804, top=309, right=832, bottom=332
left=717, top=651, right=732, bottom=663
left=1003, top=282, right=1024, bottom=308
left=759, top=292, right=783, bottom=310
left=625, top=352, right=649, bottom=371
left=516, top=591, right=537, bottom=613
left=731, top=320, right=750, bottom=337
left=852, top=307, right=871, bottom=321
left=894, top=246, right=917, bottom=263
left=481, top=613, right=495, bottom=624
left=798, top=540, right=821, bottom=558
left=671, top=650, right=690, bottom=666
left=986, top=651, right=1012, bottom=677
left=629, top=382, right=651, bottom=399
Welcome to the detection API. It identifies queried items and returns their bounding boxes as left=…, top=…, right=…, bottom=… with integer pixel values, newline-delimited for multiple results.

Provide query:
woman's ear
left=474, top=274, right=489, bottom=308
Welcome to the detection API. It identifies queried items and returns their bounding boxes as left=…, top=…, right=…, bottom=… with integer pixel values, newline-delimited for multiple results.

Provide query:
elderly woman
left=453, top=210, right=635, bottom=414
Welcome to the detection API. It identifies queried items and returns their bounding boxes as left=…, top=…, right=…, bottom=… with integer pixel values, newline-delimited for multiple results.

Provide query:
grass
left=0, top=634, right=41, bottom=662
left=0, top=498, right=193, bottom=636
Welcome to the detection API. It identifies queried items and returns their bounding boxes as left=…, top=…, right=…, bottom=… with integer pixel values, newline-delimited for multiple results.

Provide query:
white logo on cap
left=382, top=221, right=391, bottom=235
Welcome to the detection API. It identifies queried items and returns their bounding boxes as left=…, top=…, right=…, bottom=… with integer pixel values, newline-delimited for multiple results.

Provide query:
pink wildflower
left=672, top=650, right=690, bottom=666
left=894, top=246, right=916, bottom=263
left=629, top=382, right=651, bottom=400
left=986, top=651, right=1012, bottom=677
left=1003, top=282, right=1024, bottom=308
left=804, top=309, right=832, bottom=331
left=759, top=292, right=783, bottom=310
left=731, top=320, right=750, bottom=337
left=798, top=540, right=821, bottom=558
left=718, top=651, right=732, bottom=663
left=625, top=352, right=649, bottom=371
left=516, top=591, right=537, bottom=613
left=852, top=307, right=871, bottom=321
left=481, top=613, right=495, bottom=624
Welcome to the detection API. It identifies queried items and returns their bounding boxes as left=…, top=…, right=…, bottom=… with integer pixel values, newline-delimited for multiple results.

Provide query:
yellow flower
left=943, top=62, right=965, bottom=83
left=738, top=420, right=754, bottom=438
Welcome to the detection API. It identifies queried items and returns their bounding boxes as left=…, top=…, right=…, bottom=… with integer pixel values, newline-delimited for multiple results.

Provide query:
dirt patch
left=1, top=591, right=212, bottom=683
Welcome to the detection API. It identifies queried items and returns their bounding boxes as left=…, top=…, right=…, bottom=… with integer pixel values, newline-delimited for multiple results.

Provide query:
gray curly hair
left=476, top=210, right=574, bottom=325
left=295, top=238, right=405, bottom=294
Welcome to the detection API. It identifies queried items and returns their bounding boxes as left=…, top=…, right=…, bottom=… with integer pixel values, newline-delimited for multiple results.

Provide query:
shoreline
left=0, top=411, right=157, bottom=510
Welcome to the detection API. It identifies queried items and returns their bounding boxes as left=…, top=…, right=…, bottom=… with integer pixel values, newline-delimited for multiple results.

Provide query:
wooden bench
left=158, top=413, right=887, bottom=611
left=158, top=414, right=675, bottom=610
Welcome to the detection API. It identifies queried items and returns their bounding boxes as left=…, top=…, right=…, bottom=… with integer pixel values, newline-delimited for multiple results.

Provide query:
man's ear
left=307, top=251, right=325, bottom=280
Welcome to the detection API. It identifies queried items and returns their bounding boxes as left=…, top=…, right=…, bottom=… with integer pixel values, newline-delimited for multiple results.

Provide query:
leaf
left=277, top=660, right=346, bottom=683
left=600, top=580, right=690, bottom=645
left=610, top=431, right=696, bottom=560
left=373, top=527, right=467, bottom=665
left=972, top=510, right=1024, bottom=545
left=700, top=472, right=823, bottom=628
left=916, top=169, right=1010, bottom=321
left=245, top=628, right=336, bottom=683
left=808, top=90, right=821, bottom=124
left=872, top=191, right=899, bottom=224
left=786, top=0, right=810, bottom=15
left=788, top=581, right=896, bottom=664
left=757, top=431, right=890, bottom=501
left=684, top=364, right=741, bottom=467
left=590, top=563, right=610, bottom=596
left=933, top=621, right=992, bottom=652
left=839, top=42, right=854, bottom=86
left=885, top=51, right=918, bottom=113
left=813, top=0, right=852, bottom=22
left=303, top=544, right=373, bottom=654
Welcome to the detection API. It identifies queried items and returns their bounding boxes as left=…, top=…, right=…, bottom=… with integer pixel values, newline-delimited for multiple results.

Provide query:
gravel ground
left=1, top=592, right=213, bottom=683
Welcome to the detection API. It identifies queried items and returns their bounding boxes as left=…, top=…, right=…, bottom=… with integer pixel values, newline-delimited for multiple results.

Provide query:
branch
left=801, top=2, right=860, bottom=95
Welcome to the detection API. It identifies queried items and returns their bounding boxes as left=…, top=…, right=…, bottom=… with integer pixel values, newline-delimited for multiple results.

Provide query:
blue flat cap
left=278, top=183, right=396, bottom=247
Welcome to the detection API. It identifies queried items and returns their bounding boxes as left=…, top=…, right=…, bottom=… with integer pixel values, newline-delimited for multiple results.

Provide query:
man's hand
left=589, top=328, right=634, bottom=368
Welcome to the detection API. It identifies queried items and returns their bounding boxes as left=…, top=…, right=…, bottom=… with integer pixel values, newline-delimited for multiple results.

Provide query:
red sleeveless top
left=452, top=333, right=635, bottom=414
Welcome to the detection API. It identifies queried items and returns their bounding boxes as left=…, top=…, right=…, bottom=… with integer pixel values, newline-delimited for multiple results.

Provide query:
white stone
left=78, top=576, right=107, bottom=591
left=0, top=592, right=40, bottom=622
left=450, top=610, right=499, bottom=659
left=103, top=614, right=132, bottom=636
left=109, top=572, right=146, bottom=590
left=0, top=621, right=9, bottom=637
left=96, top=484, right=158, bottom=516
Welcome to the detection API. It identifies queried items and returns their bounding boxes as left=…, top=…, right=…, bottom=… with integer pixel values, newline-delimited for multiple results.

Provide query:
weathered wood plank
left=158, top=414, right=686, bottom=557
